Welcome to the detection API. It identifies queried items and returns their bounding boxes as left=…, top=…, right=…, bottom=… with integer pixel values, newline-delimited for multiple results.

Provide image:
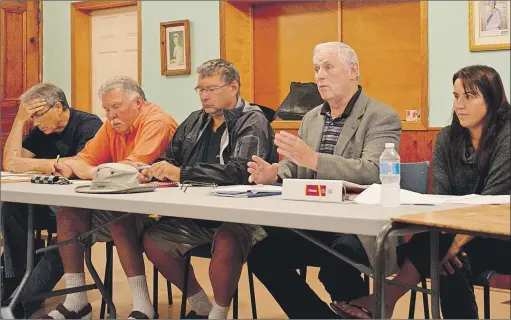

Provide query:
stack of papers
left=210, top=185, right=282, bottom=198
left=354, top=184, right=510, bottom=206
left=1, top=171, right=37, bottom=183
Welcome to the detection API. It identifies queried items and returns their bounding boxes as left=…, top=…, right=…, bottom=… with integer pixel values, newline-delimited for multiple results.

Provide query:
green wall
left=43, top=1, right=510, bottom=126
left=428, top=1, right=510, bottom=127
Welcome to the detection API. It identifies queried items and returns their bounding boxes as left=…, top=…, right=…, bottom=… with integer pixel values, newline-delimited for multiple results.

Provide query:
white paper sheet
left=354, top=184, right=510, bottom=206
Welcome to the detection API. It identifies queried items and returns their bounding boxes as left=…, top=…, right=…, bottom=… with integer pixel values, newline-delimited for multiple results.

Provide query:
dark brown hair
left=450, top=65, right=510, bottom=180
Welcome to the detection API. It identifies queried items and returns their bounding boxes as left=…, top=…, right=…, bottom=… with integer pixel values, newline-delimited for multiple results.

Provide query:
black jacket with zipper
left=158, top=98, right=278, bottom=186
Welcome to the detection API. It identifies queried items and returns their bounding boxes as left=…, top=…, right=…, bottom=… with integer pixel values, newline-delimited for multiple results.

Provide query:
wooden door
left=0, top=0, right=42, bottom=154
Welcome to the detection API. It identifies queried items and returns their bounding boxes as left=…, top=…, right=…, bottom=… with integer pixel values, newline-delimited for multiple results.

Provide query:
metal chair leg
left=232, top=288, right=239, bottom=319
left=153, top=266, right=159, bottom=315
left=247, top=264, right=258, bottom=319
left=421, top=278, right=430, bottom=319
left=484, top=283, right=491, bottom=319
left=100, top=242, right=113, bottom=319
left=180, top=255, right=192, bottom=318
left=299, top=266, right=307, bottom=280
left=85, top=244, right=116, bottom=319
left=408, top=290, right=417, bottom=319
left=167, top=281, right=173, bottom=306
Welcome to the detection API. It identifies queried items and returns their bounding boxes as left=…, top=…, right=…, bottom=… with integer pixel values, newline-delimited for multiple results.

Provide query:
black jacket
left=159, top=98, right=278, bottom=185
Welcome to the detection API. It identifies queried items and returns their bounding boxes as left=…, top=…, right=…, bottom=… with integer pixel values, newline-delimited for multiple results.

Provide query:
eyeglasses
left=32, top=107, right=51, bottom=120
left=194, top=84, right=228, bottom=94
left=180, top=180, right=217, bottom=193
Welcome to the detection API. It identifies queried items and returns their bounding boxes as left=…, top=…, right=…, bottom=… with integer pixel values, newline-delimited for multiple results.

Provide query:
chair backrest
left=400, top=161, right=430, bottom=194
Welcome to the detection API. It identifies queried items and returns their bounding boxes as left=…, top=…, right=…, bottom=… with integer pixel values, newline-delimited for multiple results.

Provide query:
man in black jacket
left=138, top=59, right=277, bottom=319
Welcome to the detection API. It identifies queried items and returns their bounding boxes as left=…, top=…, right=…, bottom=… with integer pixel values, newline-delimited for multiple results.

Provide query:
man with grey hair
left=44, top=76, right=178, bottom=319
left=138, top=59, right=278, bottom=319
left=1, top=83, right=102, bottom=317
left=247, top=41, right=402, bottom=318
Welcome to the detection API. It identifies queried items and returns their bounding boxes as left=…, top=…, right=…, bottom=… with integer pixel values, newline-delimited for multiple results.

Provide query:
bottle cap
left=385, top=143, right=395, bottom=148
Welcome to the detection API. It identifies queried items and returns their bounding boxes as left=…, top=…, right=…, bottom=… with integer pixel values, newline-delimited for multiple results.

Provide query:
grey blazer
left=278, top=91, right=402, bottom=273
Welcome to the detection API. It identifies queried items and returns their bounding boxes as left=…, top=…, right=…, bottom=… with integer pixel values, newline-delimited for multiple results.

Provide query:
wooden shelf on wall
left=220, top=0, right=430, bottom=131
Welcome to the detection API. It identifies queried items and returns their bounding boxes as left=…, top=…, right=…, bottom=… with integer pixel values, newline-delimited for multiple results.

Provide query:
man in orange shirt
left=44, top=76, right=178, bottom=319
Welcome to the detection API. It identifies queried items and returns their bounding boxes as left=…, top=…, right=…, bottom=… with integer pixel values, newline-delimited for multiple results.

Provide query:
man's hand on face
left=247, top=155, right=279, bottom=185
left=274, top=131, right=319, bottom=170
left=149, top=161, right=181, bottom=182
left=17, top=99, right=47, bottom=123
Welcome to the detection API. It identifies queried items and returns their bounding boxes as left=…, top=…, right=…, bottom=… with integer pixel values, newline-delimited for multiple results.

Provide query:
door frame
left=70, top=0, right=141, bottom=113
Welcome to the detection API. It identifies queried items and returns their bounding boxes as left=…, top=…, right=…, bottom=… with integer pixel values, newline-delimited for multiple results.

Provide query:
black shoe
left=185, top=311, right=208, bottom=319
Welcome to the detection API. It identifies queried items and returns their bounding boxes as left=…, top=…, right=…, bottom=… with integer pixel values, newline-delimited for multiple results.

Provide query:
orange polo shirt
left=78, top=103, right=178, bottom=166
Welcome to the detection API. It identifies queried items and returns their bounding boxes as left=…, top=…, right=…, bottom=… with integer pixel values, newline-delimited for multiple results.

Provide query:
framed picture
left=160, top=19, right=191, bottom=76
left=469, top=1, right=510, bottom=51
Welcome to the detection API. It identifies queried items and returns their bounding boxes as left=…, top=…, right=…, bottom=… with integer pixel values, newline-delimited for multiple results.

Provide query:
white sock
left=188, top=290, right=212, bottom=316
left=208, top=300, right=230, bottom=319
left=48, top=273, right=89, bottom=319
left=128, top=275, right=155, bottom=319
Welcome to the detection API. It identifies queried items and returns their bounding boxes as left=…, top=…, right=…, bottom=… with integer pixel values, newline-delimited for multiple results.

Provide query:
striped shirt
left=318, top=86, right=362, bottom=155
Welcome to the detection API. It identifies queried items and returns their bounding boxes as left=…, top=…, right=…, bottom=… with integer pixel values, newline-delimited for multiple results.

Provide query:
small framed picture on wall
left=469, top=1, right=511, bottom=51
left=160, top=19, right=191, bottom=76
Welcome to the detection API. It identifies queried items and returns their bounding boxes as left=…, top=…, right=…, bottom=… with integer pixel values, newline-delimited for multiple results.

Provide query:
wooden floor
left=32, top=244, right=511, bottom=319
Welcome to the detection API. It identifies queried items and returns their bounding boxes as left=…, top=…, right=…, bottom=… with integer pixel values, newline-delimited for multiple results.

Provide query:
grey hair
left=313, top=42, right=361, bottom=80
left=19, top=83, right=70, bottom=109
left=196, top=59, right=241, bottom=90
left=98, top=76, right=146, bottom=101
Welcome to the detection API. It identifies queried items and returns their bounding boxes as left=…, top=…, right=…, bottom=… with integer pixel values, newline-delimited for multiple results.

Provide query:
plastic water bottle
left=380, top=142, right=400, bottom=207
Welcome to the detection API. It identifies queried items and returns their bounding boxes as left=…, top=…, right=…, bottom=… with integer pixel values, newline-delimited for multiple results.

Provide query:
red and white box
left=282, top=179, right=346, bottom=203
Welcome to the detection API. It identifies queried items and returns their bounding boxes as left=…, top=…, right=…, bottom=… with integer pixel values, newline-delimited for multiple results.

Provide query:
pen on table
left=137, top=165, right=152, bottom=171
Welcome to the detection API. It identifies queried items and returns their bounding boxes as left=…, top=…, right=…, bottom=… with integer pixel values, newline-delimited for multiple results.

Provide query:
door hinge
left=37, top=8, right=41, bottom=24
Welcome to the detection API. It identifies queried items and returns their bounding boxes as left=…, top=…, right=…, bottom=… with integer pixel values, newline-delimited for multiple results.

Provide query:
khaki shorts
left=145, top=218, right=267, bottom=262
left=65, top=208, right=154, bottom=243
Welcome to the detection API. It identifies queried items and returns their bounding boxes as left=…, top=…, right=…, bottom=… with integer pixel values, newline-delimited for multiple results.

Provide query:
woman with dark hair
left=330, top=65, right=511, bottom=319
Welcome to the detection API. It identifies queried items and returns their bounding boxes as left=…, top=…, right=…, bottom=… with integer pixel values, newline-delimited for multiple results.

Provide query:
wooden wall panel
left=341, top=1, right=427, bottom=129
left=1, top=0, right=41, bottom=153
left=253, top=1, right=339, bottom=110
left=220, top=2, right=254, bottom=101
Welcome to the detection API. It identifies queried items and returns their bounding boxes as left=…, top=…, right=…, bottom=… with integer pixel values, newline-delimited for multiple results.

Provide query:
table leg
left=374, top=222, right=397, bottom=319
left=430, top=231, right=441, bottom=319
left=85, top=244, right=116, bottom=319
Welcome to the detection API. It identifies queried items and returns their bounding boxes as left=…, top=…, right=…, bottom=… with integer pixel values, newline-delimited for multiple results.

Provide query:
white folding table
left=0, top=182, right=473, bottom=318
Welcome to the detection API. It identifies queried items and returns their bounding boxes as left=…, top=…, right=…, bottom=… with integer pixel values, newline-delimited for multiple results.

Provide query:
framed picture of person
left=160, top=19, right=191, bottom=75
left=469, top=1, right=510, bottom=51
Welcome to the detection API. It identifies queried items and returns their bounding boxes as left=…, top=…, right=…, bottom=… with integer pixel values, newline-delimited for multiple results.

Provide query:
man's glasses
left=194, top=84, right=228, bottom=94
left=180, top=180, right=217, bottom=193
left=32, top=107, right=51, bottom=120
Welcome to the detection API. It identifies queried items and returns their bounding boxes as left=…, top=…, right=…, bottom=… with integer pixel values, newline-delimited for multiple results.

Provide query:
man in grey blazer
left=247, top=41, right=401, bottom=319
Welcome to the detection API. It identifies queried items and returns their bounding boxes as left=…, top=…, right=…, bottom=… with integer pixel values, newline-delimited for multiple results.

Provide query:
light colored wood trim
left=271, top=120, right=301, bottom=131
left=70, top=4, right=91, bottom=112
left=219, top=1, right=226, bottom=59
left=337, top=0, right=342, bottom=41
left=248, top=5, right=254, bottom=102
left=72, top=1, right=137, bottom=12
left=38, top=0, right=43, bottom=82
left=137, top=1, right=141, bottom=84
left=419, top=0, right=429, bottom=130
left=403, top=122, right=427, bottom=131
left=427, top=126, right=442, bottom=131
left=71, top=1, right=139, bottom=112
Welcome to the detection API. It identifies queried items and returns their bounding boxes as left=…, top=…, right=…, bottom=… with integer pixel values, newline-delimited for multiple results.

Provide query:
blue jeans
left=1, top=202, right=64, bottom=317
